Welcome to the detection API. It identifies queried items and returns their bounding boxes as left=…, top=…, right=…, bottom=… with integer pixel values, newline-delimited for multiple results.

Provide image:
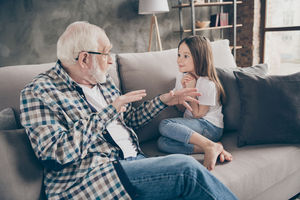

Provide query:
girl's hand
left=182, top=73, right=197, bottom=88
left=181, top=76, right=187, bottom=88
left=159, top=88, right=201, bottom=112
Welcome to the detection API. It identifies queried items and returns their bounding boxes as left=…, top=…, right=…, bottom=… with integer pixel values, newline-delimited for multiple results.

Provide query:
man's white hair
left=57, top=21, right=105, bottom=65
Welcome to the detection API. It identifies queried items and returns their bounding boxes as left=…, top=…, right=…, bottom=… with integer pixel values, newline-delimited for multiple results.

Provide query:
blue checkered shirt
left=20, top=61, right=167, bottom=200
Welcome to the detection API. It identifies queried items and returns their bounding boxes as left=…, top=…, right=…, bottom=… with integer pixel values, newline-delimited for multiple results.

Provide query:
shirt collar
left=54, top=60, right=80, bottom=90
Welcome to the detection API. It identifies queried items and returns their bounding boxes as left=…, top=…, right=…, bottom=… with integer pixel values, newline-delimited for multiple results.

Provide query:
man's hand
left=159, top=88, right=201, bottom=112
left=112, top=90, right=146, bottom=112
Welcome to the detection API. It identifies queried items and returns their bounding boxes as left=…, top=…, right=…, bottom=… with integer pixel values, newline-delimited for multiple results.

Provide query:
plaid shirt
left=20, top=61, right=167, bottom=200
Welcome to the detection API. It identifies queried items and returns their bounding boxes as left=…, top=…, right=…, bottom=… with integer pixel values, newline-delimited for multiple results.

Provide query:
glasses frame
left=75, top=51, right=110, bottom=61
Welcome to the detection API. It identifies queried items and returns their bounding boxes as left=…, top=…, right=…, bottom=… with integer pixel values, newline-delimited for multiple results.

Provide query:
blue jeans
left=158, top=118, right=223, bottom=154
left=120, top=154, right=237, bottom=200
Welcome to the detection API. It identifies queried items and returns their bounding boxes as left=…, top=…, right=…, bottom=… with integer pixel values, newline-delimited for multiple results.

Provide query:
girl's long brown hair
left=178, top=35, right=225, bottom=100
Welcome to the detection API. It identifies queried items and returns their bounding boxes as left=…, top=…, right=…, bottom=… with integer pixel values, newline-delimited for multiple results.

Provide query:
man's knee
left=168, top=155, right=209, bottom=188
left=167, top=154, right=205, bottom=172
left=178, top=155, right=208, bottom=179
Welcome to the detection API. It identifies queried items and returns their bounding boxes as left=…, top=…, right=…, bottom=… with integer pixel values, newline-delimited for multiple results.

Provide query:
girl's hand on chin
left=183, top=73, right=197, bottom=88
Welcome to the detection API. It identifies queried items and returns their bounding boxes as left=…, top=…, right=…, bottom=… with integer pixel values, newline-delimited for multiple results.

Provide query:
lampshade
left=139, top=0, right=169, bottom=15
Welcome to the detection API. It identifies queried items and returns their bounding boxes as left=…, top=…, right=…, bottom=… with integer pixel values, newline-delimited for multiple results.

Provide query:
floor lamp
left=139, top=0, right=169, bottom=52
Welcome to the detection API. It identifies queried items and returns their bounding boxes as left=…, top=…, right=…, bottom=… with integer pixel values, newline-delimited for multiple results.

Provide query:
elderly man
left=20, top=21, right=237, bottom=200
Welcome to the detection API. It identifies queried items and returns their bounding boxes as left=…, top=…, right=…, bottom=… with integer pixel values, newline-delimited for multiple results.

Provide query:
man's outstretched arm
left=121, top=88, right=201, bottom=129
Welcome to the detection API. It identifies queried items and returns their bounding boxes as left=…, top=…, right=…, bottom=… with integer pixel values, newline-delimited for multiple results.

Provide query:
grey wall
left=0, top=0, right=221, bottom=66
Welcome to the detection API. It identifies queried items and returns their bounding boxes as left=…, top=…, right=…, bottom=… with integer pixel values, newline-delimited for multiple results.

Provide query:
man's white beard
left=89, top=56, right=107, bottom=84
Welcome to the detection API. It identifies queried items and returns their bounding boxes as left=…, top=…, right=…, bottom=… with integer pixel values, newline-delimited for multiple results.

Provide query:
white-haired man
left=20, top=21, right=237, bottom=200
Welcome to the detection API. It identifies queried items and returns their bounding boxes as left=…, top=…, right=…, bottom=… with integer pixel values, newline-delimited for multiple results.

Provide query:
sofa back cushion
left=0, top=129, right=45, bottom=200
left=117, top=49, right=181, bottom=142
left=210, top=39, right=237, bottom=68
left=118, top=49, right=178, bottom=105
left=0, top=63, right=55, bottom=113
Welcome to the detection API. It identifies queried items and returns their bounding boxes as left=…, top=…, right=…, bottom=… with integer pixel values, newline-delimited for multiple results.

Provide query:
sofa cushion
left=117, top=49, right=181, bottom=142
left=211, top=132, right=300, bottom=200
left=0, top=63, right=55, bottom=113
left=210, top=39, right=236, bottom=68
left=140, top=131, right=300, bottom=200
left=0, top=107, right=17, bottom=130
left=234, top=71, right=300, bottom=147
left=0, top=129, right=44, bottom=200
left=117, top=49, right=178, bottom=105
left=216, top=64, right=268, bottom=131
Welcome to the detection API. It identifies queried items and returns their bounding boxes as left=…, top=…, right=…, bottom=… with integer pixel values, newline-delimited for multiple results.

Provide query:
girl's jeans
left=158, top=117, right=223, bottom=154
left=120, top=154, right=237, bottom=200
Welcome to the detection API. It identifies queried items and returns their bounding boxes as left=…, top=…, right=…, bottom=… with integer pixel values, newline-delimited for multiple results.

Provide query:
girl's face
left=177, top=42, right=195, bottom=74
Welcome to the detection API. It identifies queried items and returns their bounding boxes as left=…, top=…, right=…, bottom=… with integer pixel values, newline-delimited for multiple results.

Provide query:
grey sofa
left=0, top=41, right=299, bottom=200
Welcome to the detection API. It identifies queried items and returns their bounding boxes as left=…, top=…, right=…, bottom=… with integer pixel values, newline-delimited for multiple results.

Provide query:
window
left=262, top=0, right=300, bottom=75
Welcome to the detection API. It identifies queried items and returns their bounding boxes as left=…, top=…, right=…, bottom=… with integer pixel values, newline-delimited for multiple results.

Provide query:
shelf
left=230, top=46, right=242, bottom=50
left=172, top=1, right=242, bottom=8
left=176, top=24, right=242, bottom=33
left=174, top=0, right=241, bottom=59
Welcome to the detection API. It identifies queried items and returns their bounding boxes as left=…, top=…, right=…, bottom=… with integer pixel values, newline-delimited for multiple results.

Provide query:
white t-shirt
left=174, top=73, right=224, bottom=128
left=79, top=84, right=137, bottom=158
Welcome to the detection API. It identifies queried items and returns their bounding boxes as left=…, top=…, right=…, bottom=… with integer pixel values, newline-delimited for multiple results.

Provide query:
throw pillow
left=234, top=71, right=300, bottom=147
left=0, top=107, right=17, bottom=130
left=216, top=64, right=268, bottom=131
left=0, top=129, right=44, bottom=200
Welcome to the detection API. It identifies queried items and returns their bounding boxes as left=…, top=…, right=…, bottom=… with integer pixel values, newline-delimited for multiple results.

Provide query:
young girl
left=158, top=35, right=232, bottom=171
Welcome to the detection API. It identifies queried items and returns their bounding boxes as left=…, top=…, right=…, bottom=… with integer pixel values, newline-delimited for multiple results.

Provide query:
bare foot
left=217, top=143, right=233, bottom=163
left=219, top=149, right=233, bottom=163
left=219, top=152, right=225, bottom=163
left=203, top=142, right=223, bottom=171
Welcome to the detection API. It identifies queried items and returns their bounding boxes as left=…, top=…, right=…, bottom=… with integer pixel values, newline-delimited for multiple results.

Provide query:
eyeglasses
left=75, top=51, right=110, bottom=60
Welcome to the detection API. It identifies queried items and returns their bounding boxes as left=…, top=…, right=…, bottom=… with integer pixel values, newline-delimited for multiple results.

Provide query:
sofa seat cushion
left=212, top=132, right=300, bottom=200
left=141, top=132, right=300, bottom=200
left=0, top=129, right=44, bottom=200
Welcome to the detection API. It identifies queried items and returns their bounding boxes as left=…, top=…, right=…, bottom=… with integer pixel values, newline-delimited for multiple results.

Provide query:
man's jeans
left=120, top=154, right=238, bottom=200
left=158, top=118, right=223, bottom=154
